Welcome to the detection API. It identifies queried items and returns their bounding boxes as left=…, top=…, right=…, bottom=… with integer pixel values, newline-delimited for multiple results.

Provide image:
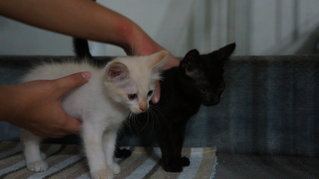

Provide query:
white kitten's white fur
left=20, top=51, right=168, bottom=179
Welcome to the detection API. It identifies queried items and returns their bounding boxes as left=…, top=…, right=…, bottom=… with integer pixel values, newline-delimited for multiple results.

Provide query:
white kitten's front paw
left=27, top=160, right=48, bottom=172
left=91, top=169, right=113, bottom=179
left=110, top=163, right=120, bottom=174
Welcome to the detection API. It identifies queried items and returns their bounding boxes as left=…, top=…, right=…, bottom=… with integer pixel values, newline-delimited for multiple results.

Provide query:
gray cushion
left=0, top=55, right=318, bottom=156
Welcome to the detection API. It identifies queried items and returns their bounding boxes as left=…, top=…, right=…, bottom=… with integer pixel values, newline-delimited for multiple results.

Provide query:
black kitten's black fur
left=73, top=38, right=235, bottom=172
left=128, top=44, right=236, bottom=172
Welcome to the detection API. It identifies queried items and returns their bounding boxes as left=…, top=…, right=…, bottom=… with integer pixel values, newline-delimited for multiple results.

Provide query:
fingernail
left=152, top=96, right=159, bottom=104
left=81, top=72, right=91, bottom=80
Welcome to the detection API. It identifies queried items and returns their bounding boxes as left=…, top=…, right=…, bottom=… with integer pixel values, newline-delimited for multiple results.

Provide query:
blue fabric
left=0, top=55, right=318, bottom=156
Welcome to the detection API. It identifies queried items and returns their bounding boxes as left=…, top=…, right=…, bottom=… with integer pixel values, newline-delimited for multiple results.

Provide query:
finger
left=44, top=129, right=67, bottom=138
left=54, top=72, right=91, bottom=97
left=49, top=133, right=67, bottom=139
left=160, top=53, right=180, bottom=71
left=151, top=81, right=161, bottom=103
left=31, top=131, right=47, bottom=138
left=31, top=128, right=63, bottom=139
left=62, top=116, right=82, bottom=134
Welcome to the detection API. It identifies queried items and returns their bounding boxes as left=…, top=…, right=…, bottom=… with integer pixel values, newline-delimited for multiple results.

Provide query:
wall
left=0, top=17, right=73, bottom=56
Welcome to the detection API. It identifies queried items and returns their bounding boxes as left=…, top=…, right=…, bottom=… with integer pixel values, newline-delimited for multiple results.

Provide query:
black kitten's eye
left=147, top=90, right=153, bottom=97
left=200, top=89, right=208, bottom=94
left=128, top=94, right=137, bottom=100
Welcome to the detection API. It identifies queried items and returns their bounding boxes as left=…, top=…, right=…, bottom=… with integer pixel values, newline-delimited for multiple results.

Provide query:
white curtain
left=91, top=0, right=236, bottom=57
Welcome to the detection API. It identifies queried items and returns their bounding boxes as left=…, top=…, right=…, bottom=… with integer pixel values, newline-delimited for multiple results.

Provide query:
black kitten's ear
left=209, top=43, right=236, bottom=62
left=180, top=49, right=200, bottom=71
left=184, top=49, right=200, bottom=60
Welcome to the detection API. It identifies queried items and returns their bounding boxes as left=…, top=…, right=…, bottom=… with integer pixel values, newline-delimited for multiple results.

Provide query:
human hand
left=124, top=28, right=180, bottom=103
left=138, top=48, right=179, bottom=104
left=151, top=52, right=179, bottom=103
left=1, top=72, right=90, bottom=138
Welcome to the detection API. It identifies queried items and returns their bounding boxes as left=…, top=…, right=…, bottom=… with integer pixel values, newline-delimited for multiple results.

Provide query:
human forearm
left=0, top=0, right=136, bottom=52
left=0, top=0, right=179, bottom=63
left=0, top=86, right=17, bottom=121
left=0, top=0, right=179, bottom=105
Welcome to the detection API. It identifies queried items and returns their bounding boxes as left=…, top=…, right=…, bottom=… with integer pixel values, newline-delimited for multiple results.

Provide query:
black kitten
left=126, top=43, right=235, bottom=172
left=73, top=38, right=235, bottom=172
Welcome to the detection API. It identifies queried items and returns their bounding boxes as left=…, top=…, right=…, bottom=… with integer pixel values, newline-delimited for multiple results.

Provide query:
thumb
left=54, top=72, right=91, bottom=97
left=151, top=81, right=161, bottom=103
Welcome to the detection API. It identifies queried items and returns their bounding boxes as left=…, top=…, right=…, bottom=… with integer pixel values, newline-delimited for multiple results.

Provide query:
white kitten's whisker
left=130, top=113, right=139, bottom=134
left=152, top=108, right=161, bottom=128
left=140, top=110, right=150, bottom=132
left=126, top=114, right=134, bottom=132
left=152, top=106, right=166, bottom=120
left=128, top=113, right=135, bottom=133
left=148, top=108, right=157, bottom=131
left=150, top=106, right=167, bottom=131
left=146, top=107, right=156, bottom=132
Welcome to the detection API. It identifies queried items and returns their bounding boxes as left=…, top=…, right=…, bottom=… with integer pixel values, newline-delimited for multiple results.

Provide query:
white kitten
left=20, top=51, right=168, bottom=179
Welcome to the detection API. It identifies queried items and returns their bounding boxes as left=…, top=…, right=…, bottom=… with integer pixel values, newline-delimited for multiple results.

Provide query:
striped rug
left=0, top=142, right=217, bottom=179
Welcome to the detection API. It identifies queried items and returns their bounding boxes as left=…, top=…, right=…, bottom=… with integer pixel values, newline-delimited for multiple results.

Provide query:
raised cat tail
left=73, top=38, right=92, bottom=59
left=73, top=0, right=95, bottom=59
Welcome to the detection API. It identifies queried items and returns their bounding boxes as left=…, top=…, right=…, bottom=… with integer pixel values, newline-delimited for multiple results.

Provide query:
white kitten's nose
left=139, top=102, right=148, bottom=112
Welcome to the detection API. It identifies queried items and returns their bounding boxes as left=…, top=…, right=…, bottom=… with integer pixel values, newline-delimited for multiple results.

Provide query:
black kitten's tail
left=73, top=38, right=92, bottom=59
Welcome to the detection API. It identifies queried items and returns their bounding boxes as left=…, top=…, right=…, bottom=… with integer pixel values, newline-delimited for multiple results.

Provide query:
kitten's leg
left=20, top=129, right=48, bottom=172
left=158, top=121, right=189, bottom=172
left=103, top=131, right=120, bottom=174
left=158, top=126, right=183, bottom=172
left=114, top=146, right=131, bottom=158
left=174, top=123, right=190, bottom=167
left=82, top=123, right=112, bottom=179
left=114, top=130, right=131, bottom=158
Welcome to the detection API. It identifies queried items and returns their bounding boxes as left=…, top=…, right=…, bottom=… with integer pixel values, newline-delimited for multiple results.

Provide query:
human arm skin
left=0, top=0, right=179, bottom=103
left=0, top=0, right=179, bottom=68
left=0, top=72, right=90, bottom=138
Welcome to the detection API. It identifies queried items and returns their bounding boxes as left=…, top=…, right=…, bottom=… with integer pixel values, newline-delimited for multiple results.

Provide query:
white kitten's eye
left=147, top=90, right=153, bottom=97
left=128, top=94, right=137, bottom=100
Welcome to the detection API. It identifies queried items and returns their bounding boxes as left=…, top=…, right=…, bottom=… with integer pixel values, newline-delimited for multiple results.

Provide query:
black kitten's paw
left=115, top=148, right=132, bottom=158
left=179, top=156, right=190, bottom=166
left=162, top=163, right=183, bottom=173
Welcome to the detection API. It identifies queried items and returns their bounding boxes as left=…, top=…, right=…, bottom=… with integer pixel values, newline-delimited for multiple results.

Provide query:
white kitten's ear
left=147, top=50, right=170, bottom=71
left=105, top=62, right=129, bottom=82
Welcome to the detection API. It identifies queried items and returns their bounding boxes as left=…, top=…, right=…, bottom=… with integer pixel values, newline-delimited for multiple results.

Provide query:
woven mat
left=0, top=142, right=217, bottom=179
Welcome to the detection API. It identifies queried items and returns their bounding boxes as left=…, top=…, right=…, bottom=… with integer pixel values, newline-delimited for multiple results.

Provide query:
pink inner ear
left=107, top=62, right=129, bottom=81
left=108, top=67, right=122, bottom=78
